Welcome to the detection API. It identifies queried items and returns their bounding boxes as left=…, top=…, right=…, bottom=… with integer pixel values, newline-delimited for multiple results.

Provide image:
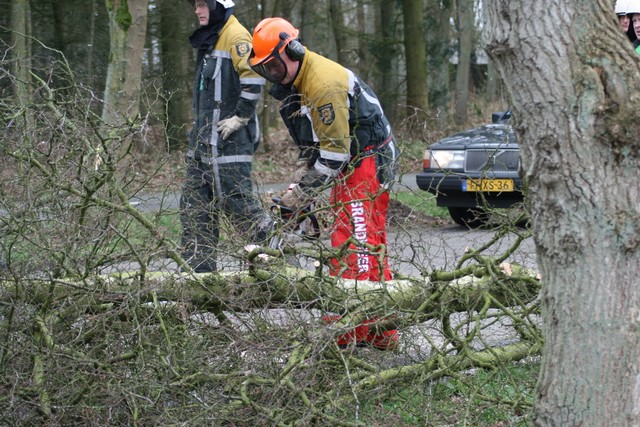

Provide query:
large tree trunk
left=102, top=0, right=149, bottom=126
left=453, top=0, right=472, bottom=125
left=402, top=0, right=429, bottom=115
left=483, top=1, right=640, bottom=425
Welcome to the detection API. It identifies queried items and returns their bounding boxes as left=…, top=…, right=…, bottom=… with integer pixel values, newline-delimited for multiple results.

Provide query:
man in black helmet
left=180, top=0, right=273, bottom=272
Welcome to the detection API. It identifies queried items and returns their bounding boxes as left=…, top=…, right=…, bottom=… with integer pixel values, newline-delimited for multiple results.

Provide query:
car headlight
left=425, top=150, right=465, bottom=169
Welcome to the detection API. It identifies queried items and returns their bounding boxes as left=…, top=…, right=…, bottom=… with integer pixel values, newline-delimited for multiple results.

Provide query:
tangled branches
left=0, top=247, right=542, bottom=425
left=0, top=42, right=541, bottom=426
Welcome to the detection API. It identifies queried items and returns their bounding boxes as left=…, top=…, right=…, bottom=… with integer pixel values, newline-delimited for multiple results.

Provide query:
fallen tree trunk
left=1, top=262, right=540, bottom=321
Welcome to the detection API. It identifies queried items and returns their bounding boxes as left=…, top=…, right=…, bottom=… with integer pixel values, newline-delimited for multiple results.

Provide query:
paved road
left=128, top=172, right=422, bottom=212
left=125, top=172, right=538, bottom=275
left=388, top=223, right=537, bottom=275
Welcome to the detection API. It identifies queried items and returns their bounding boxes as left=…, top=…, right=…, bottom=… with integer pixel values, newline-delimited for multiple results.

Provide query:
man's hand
left=280, top=184, right=309, bottom=212
left=217, top=116, right=249, bottom=140
left=292, top=160, right=310, bottom=183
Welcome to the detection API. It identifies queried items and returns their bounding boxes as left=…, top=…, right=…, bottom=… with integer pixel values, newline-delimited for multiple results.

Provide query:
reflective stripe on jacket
left=280, top=50, right=394, bottom=190
left=190, top=15, right=265, bottom=161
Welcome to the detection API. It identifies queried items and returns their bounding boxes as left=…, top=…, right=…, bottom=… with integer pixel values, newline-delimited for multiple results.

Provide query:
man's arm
left=218, top=28, right=265, bottom=139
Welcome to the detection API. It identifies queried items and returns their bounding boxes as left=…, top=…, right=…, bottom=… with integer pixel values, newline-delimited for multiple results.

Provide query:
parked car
left=416, top=111, right=525, bottom=227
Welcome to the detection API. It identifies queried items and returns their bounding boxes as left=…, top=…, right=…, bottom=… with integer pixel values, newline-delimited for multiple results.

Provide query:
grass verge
left=392, top=190, right=450, bottom=220
left=356, top=361, right=538, bottom=426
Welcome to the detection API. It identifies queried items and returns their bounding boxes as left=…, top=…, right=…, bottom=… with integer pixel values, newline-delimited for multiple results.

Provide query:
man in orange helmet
left=249, top=17, right=399, bottom=350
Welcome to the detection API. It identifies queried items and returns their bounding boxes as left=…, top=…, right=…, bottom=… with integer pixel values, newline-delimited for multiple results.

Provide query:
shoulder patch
left=318, top=103, right=335, bottom=125
left=235, top=42, right=250, bottom=57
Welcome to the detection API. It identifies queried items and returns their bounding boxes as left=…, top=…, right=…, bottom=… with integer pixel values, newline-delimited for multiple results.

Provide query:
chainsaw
left=270, top=196, right=321, bottom=241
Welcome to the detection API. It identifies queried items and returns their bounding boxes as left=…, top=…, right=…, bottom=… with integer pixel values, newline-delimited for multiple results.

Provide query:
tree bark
left=87, top=0, right=98, bottom=81
left=402, top=0, right=429, bottom=115
left=158, top=0, right=192, bottom=150
left=355, top=0, right=369, bottom=81
left=102, top=0, right=149, bottom=126
left=11, top=0, right=32, bottom=109
left=425, top=0, right=452, bottom=119
left=483, top=1, right=640, bottom=425
left=453, top=0, right=472, bottom=125
left=372, top=0, right=400, bottom=122
left=49, top=0, right=97, bottom=82
left=299, top=0, right=327, bottom=53
left=329, top=0, right=356, bottom=69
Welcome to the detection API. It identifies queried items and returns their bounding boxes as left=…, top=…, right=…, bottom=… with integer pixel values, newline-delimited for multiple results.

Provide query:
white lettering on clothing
left=349, top=201, right=369, bottom=273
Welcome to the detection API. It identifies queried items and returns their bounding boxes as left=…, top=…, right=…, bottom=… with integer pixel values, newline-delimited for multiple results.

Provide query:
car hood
left=431, top=123, right=517, bottom=150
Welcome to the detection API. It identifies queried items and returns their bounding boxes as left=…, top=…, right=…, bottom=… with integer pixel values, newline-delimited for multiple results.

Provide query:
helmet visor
left=249, top=51, right=287, bottom=83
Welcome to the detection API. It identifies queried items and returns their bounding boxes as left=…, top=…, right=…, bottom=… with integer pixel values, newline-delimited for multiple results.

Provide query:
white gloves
left=217, top=116, right=249, bottom=140
left=280, top=183, right=309, bottom=212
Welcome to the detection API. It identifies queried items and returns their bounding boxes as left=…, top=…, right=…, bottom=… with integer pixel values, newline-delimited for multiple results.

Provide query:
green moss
left=106, top=0, right=132, bottom=31
left=116, top=0, right=132, bottom=30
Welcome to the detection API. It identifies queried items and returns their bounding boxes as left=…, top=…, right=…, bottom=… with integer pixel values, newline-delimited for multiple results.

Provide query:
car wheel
left=447, top=207, right=489, bottom=228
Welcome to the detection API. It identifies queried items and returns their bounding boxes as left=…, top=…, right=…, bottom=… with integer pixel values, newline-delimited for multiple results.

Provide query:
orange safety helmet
left=249, top=18, right=300, bottom=66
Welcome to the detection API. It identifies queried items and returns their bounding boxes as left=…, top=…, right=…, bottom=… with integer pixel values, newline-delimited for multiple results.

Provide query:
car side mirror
left=491, top=111, right=511, bottom=123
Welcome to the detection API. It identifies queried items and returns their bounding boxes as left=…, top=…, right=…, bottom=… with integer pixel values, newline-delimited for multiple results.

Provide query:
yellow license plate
left=464, top=179, right=514, bottom=192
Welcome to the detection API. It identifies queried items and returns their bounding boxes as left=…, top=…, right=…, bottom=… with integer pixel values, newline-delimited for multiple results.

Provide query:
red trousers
left=325, top=154, right=398, bottom=349
left=328, top=155, right=392, bottom=281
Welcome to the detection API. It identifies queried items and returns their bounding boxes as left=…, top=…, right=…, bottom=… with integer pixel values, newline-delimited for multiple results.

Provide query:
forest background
left=2, top=0, right=503, bottom=182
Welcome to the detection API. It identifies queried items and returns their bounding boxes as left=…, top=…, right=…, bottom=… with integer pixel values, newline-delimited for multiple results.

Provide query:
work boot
left=367, top=328, right=399, bottom=351
left=363, top=317, right=399, bottom=351
left=322, top=315, right=399, bottom=350
left=179, top=253, right=216, bottom=273
left=179, top=233, right=217, bottom=272
left=322, top=315, right=369, bottom=348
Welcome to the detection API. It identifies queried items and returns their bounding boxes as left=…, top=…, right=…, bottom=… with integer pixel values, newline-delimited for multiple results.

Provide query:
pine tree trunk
left=329, top=0, right=356, bottom=69
left=372, top=0, right=400, bottom=122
